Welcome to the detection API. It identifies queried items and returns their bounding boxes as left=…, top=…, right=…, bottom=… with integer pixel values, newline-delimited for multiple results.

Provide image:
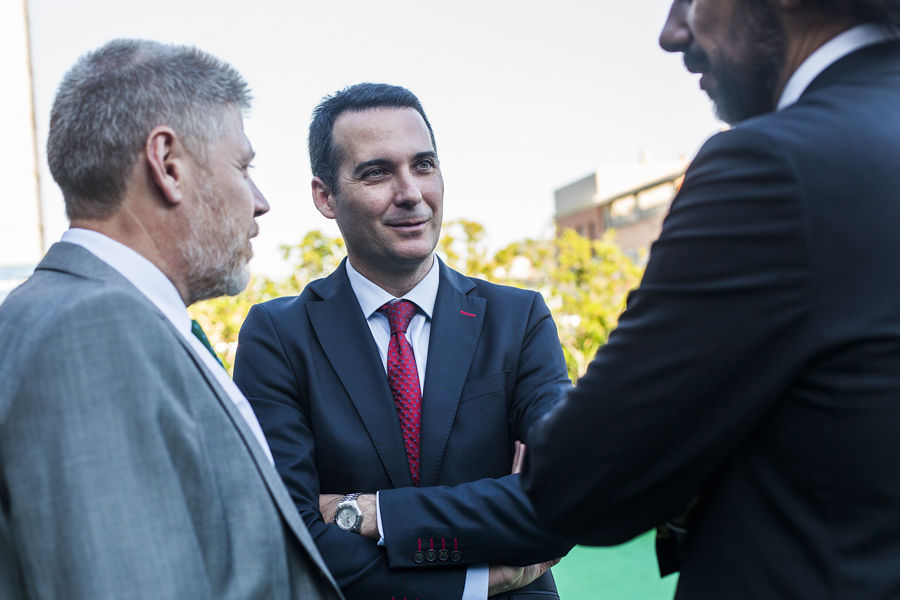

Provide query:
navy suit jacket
left=234, top=258, right=572, bottom=599
left=524, top=40, right=900, bottom=598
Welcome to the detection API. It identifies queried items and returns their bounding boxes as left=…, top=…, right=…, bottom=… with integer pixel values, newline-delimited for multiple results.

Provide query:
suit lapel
left=419, top=262, right=485, bottom=486
left=307, top=262, right=413, bottom=488
left=170, top=325, right=339, bottom=588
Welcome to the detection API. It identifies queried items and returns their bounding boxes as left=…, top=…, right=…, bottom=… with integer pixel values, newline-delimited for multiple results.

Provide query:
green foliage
left=278, top=230, right=347, bottom=294
left=191, top=221, right=644, bottom=379
left=437, top=219, right=495, bottom=277
left=491, top=228, right=645, bottom=379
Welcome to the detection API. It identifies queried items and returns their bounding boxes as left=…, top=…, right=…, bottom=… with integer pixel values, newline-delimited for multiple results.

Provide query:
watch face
left=336, top=506, right=357, bottom=529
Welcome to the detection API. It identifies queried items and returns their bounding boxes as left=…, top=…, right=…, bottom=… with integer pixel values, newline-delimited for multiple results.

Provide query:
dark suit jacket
left=0, top=242, right=341, bottom=599
left=234, top=258, right=573, bottom=599
left=524, top=40, right=900, bottom=598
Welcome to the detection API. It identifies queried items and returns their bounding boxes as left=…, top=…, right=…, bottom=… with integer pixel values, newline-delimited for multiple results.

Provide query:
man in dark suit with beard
left=524, top=1, right=900, bottom=598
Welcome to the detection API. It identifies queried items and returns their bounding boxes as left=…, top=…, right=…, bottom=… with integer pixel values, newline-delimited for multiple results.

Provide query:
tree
left=437, top=219, right=496, bottom=277
left=492, top=228, right=644, bottom=379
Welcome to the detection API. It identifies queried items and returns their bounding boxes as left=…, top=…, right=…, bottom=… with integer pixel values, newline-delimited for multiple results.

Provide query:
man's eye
left=365, top=168, right=386, bottom=178
left=416, top=159, right=434, bottom=170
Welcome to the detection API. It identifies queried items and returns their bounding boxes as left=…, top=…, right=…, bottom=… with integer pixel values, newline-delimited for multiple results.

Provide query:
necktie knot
left=378, top=300, right=417, bottom=335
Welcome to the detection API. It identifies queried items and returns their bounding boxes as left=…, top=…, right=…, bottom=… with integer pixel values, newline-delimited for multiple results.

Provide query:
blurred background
left=2, top=0, right=722, bottom=282
left=1, top=1, right=729, bottom=595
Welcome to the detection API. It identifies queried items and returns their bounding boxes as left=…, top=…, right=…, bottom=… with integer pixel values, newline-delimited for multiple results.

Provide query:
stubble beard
left=180, top=179, right=254, bottom=306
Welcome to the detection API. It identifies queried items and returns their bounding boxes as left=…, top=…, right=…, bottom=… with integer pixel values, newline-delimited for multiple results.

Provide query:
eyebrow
left=351, top=158, right=392, bottom=177
left=412, top=151, right=438, bottom=162
left=351, top=151, right=438, bottom=177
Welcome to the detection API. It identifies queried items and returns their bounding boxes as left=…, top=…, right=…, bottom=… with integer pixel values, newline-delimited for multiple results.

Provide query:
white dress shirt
left=61, top=228, right=274, bottom=465
left=778, top=23, right=898, bottom=110
left=345, top=257, right=490, bottom=599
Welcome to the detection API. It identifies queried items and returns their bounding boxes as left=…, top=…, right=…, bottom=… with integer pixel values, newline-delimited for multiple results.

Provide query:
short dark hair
left=48, top=39, right=251, bottom=220
left=813, top=0, right=900, bottom=25
left=308, top=83, right=436, bottom=193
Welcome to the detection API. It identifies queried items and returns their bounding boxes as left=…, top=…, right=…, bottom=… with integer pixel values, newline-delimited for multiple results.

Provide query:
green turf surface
left=552, top=532, right=678, bottom=599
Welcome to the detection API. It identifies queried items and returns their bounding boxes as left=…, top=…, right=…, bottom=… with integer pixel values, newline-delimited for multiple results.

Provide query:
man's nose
left=251, top=179, right=270, bottom=217
left=393, top=170, right=423, bottom=206
left=659, top=0, right=691, bottom=53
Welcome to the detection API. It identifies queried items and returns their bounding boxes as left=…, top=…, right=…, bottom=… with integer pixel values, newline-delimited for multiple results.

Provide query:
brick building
left=554, top=160, right=687, bottom=261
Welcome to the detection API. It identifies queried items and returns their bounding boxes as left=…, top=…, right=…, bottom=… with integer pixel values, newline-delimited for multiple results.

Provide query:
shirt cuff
left=375, top=490, right=385, bottom=547
left=461, top=565, right=489, bottom=600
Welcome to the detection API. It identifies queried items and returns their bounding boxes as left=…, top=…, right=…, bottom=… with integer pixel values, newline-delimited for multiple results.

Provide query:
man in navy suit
left=233, top=83, right=572, bottom=599
left=524, top=1, right=900, bottom=598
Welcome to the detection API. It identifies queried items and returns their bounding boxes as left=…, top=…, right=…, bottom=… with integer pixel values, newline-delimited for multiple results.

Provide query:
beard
left=691, top=2, right=787, bottom=125
left=180, top=179, right=255, bottom=305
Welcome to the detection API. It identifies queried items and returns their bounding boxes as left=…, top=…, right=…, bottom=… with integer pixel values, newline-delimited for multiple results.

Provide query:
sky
left=18, top=0, right=723, bottom=276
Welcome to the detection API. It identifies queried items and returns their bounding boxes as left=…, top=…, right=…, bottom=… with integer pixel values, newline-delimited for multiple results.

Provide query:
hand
left=319, top=494, right=343, bottom=522
left=510, top=440, right=526, bottom=475
left=319, top=493, right=379, bottom=540
left=488, top=557, right=561, bottom=596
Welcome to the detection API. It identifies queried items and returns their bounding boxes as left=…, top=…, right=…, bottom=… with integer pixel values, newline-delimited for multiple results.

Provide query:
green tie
left=191, top=319, right=224, bottom=368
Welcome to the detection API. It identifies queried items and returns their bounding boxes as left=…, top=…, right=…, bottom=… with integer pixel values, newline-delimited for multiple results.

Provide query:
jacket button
left=425, top=550, right=437, bottom=562
left=450, top=551, right=461, bottom=562
left=438, top=549, right=449, bottom=561
left=413, top=551, right=425, bottom=564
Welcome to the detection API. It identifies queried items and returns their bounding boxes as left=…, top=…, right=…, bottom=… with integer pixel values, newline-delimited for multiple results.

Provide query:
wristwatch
left=334, top=492, right=363, bottom=533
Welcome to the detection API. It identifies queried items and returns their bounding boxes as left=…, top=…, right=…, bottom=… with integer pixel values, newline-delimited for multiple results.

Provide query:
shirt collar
left=61, top=228, right=191, bottom=335
left=345, top=256, right=439, bottom=320
left=778, top=23, right=899, bottom=110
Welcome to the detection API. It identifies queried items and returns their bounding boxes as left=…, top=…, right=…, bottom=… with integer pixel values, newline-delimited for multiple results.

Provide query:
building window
left=609, top=195, right=637, bottom=226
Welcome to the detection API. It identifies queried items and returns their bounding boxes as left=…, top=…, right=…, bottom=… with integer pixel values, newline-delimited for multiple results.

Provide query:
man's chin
left=187, top=265, right=250, bottom=305
left=224, top=265, right=251, bottom=296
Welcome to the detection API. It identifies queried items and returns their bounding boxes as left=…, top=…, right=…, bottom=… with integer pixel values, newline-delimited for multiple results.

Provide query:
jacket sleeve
left=235, top=303, right=468, bottom=600
left=522, top=126, right=812, bottom=545
left=378, top=291, right=574, bottom=568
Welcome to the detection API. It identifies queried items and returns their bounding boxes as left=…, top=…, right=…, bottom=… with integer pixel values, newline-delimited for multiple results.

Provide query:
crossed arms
left=234, top=290, right=573, bottom=599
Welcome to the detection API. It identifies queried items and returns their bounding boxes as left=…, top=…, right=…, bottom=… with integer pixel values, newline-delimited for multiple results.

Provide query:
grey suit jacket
left=0, top=242, right=343, bottom=600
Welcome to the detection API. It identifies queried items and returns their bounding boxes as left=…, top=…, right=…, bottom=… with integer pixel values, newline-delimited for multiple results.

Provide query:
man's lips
left=385, top=219, right=428, bottom=230
left=683, top=49, right=708, bottom=75
left=684, top=60, right=706, bottom=75
left=683, top=55, right=713, bottom=94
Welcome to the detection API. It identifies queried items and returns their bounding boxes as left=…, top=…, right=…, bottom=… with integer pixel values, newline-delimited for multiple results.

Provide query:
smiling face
left=181, top=107, right=269, bottom=304
left=312, top=107, right=443, bottom=288
left=659, top=0, right=787, bottom=124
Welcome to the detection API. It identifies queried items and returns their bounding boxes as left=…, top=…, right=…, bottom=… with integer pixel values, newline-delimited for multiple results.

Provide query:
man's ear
left=145, top=126, right=186, bottom=205
left=312, top=177, right=337, bottom=219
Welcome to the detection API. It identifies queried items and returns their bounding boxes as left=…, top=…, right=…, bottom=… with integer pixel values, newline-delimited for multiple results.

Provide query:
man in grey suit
left=0, top=39, right=342, bottom=599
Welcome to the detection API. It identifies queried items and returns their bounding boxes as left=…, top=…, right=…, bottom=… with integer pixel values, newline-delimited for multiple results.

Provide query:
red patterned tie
left=378, top=300, right=422, bottom=486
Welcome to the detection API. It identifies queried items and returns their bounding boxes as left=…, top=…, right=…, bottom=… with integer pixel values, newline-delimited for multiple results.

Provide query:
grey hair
left=47, top=38, right=251, bottom=220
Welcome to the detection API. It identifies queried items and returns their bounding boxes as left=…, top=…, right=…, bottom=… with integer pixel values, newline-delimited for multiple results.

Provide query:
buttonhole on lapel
left=459, top=310, right=476, bottom=318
